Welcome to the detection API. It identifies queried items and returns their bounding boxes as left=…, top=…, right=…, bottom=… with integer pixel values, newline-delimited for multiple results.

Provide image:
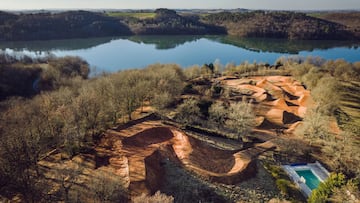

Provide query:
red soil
left=95, top=118, right=274, bottom=196
left=222, top=76, right=314, bottom=132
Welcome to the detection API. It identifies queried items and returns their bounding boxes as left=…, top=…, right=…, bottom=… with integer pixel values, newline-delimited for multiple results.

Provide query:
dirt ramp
left=122, top=127, right=174, bottom=147
left=221, top=76, right=314, bottom=133
left=144, top=150, right=165, bottom=194
left=186, top=136, right=235, bottom=174
left=97, top=119, right=276, bottom=196
left=282, top=111, right=302, bottom=124
left=257, top=117, right=286, bottom=129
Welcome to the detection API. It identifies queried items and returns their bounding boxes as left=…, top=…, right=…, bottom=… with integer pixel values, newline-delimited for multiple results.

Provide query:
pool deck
left=282, top=161, right=330, bottom=198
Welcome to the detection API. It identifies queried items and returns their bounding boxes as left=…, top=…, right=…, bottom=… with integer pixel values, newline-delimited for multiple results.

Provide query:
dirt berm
left=97, top=118, right=274, bottom=196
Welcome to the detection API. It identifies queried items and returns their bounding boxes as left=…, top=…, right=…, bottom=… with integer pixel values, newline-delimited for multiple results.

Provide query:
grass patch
left=107, top=12, right=156, bottom=19
left=306, top=13, right=325, bottom=18
left=263, top=163, right=305, bottom=202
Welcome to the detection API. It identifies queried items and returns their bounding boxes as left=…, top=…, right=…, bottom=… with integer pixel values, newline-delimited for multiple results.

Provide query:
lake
left=1, top=35, right=360, bottom=73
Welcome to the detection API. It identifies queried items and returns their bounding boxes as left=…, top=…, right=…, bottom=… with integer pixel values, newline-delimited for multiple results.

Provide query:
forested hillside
left=0, top=9, right=359, bottom=41
left=0, top=10, right=132, bottom=40
left=202, top=11, right=355, bottom=40
left=121, top=8, right=226, bottom=35
left=310, top=12, right=360, bottom=38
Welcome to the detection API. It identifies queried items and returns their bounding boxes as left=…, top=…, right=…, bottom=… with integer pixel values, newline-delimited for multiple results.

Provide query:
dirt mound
left=283, top=89, right=300, bottom=100
left=184, top=136, right=235, bottom=174
left=122, top=127, right=174, bottom=147
left=222, top=76, right=313, bottom=132
left=282, top=111, right=302, bottom=124
left=257, top=117, right=286, bottom=129
left=88, top=118, right=275, bottom=197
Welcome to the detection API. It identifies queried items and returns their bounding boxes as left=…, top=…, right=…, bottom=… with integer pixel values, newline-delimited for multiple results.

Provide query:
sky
left=1, top=0, right=360, bottom=11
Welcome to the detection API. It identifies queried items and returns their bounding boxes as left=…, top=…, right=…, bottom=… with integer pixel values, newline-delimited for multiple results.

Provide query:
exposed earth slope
left=220, top=76, right=313, bottom=134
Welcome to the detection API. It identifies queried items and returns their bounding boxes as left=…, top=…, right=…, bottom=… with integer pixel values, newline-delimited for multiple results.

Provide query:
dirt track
left=222, top=76, right=313, bottom=132
left=37, top=76, right=309, bottom=199
left=93, top=76, right=307, bottom=196
left=95, top=118, right=275, bottom=196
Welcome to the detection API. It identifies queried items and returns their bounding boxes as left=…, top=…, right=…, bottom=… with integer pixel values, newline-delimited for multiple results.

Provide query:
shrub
left=308, top=173, right=346, bottom=203
left=175, top=99, right=201, bottom=125
left=226, top=99, right=256, bottom=139
left=276, top=179, right=292, bottom=196
left=331, top=178, right=360, bottom=202
left=133, top=191, right=174, bottom=203
left=208, top=102, right=228, bottom=128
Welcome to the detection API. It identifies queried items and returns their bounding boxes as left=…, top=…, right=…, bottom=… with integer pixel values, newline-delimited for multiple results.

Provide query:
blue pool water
left=296, top=169, right=321, bottom=190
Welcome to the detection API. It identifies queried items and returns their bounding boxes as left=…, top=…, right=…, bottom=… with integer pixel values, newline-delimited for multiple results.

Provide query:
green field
left=107, top=12, right=156, bottom=19
left=306, top=12, right=324, bottom=18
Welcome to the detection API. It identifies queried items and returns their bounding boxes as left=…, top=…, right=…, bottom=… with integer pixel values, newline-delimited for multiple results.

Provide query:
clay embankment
left=222, top=76, right=313, bottom=133
left=96, top=117, right=274, bottom=196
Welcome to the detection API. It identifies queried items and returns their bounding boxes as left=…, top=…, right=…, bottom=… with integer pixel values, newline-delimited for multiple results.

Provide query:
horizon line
left=2, top=7, right=360, bottom=12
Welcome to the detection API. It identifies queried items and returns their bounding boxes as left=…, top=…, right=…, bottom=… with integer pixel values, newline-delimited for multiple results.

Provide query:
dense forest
left=121, top=8, right=226, bottom=35
left=310, top=12, right=360, bottom=38
left=0, top=10, right=132, bottom=40
left=202, top=11, right=354, bottom=39
left=1, top=9, right=360, bottom=40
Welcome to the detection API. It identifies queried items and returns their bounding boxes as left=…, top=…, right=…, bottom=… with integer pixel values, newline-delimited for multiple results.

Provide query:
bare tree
left=208, top=102, right=228, bottom=128
left=133, top=191, right=174, bottom=203
left=295, top=107, right=331, bottom=144
left=89, top=173, right=127, bottom=203
left=55, top=165, right=83, bottom=202
left=175, top=99, right=201, bottom=125
left=226, top=99, right=256, bottom=140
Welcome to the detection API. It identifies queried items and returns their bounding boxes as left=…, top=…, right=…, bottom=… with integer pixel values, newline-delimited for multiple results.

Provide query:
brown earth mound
left=122, top=127, right=174, bottom=147
left=222, top=76, right=313, bottom=131
left=91, top=118, right=275, bottom=196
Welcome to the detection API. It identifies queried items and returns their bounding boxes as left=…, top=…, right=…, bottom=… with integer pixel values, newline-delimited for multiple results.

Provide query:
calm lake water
left=1, top=35, right=360, bottom=73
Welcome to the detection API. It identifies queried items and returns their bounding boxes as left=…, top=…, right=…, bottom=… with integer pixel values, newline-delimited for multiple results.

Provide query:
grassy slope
left=308, top=12, right=360, bottom=37
left=338, top=81, right=360, bottom=134
left=107, top=12, right=156, bottom=19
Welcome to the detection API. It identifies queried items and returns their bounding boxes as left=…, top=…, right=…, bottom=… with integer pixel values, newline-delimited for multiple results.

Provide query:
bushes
left=226, top=99, right=256, bottom=139
left=174, top=98, right=202, bottom=125
left=295, top=108, right=331, bottom=143
left=89, top=173, right=128, bottom=202
left=0, top=63, right=187, bottom=201
left=276, top=179, right=292, bottom=195
left=263, top=163, right=304, bottom=201
left=133, top=191, right=174, bottom=203
left=175, top=98, right=256, bottom=140
left=208, top=102, right=228, bottom=128
left=0, top=62, right=42, bottom=99
left=308, top=173, right=346, bottom=203
left=331, top=178, right=360, bottom=202
left=48, top=56, right=90, bottom=79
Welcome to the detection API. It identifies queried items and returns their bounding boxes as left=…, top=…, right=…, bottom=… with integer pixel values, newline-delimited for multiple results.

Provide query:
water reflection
left=126, top=35, right=202, bottom=49
left=210, top=36, right=360, bottom=54
left=0, top=37, right=116, bottom=52
left=1, top=35, right=359, bottom=54
left=1, top=35, right=359, bottom=72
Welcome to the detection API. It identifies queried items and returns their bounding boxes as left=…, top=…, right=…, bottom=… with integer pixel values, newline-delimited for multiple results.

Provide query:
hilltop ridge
left=0, top=9, right=359, bottom=41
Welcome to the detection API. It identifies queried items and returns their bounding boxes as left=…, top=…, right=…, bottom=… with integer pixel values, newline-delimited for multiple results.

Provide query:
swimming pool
left=296, top=169, right=321, bottom=190
left=282, top=161, right=330, bottom=198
